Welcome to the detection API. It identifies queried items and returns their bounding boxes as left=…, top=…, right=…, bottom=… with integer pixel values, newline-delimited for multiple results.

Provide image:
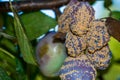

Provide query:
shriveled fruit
left=65, top=31, right=86, bottom=57
left=69, top=1, right=95, bottom=36
left=58, top=0, right=95, bottom=36
left=87, top=20, right=110, bottom=53
left=58, top=0, right=112, bottom=80
left=59, top=54, right=97, bottom=80
left=36, top=31, right=67, bottom=77
left=86, top=45, right=112, bottom=70
left=58, top=0, right=78, bottom=34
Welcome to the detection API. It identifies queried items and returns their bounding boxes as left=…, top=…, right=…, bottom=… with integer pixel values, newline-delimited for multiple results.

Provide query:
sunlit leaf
left=21, top=11, right=57, bottom=40
left=0, top=38, right=17, bottom=54
left=35, top=74, right=60, bottom=80
left=109, top=37, right=120, bottom=60
left=0, top=48, right=15, bottom=60
left=9, top=2, right=36, bottom=65
left=35, top=75, right=43, bottom=80
left=0, top=67, right=12, bottom=80
left=103, top=64, right=120, bottom=80
left=111, top=11, right=120, bottom=20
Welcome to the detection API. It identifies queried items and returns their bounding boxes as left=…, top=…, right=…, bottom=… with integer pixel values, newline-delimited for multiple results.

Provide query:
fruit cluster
left=58, top=0, right=112, bottom=80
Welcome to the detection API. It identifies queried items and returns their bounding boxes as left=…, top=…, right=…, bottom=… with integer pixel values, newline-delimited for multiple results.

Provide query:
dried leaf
left=106, top=17, right=120, bottom=42
left=0, top=13, right=4, bottom=29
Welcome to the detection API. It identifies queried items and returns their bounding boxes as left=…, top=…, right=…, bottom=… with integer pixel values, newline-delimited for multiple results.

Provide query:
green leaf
left=103, top=64, right=120, bottom=80
left=111, top=11, right=120, bottom=20
left=4, top=14, right=15, bottom=37
left=9, top=2, right=36, bottom=65
left=0, top=38, right=17, bottom=54
left=16, top=59, right=26, bottom=80
left=89, top=0, right=96, bottom=5
left=108, top=37, right=120, bottom=60
left=0, top=67, right=12, bottom=80
left=0, top=49, right=26, bottom=80
left=104, top=0, right=112, bottom=8
left=14, top=15, right=36, bottom=65
left=21, top=11, right=57, bottom=40
left=0, top=48, right=15, bottom=61
left=0, top=49, right=16, bottom=74
left=0, top=48, right=16, bottom=73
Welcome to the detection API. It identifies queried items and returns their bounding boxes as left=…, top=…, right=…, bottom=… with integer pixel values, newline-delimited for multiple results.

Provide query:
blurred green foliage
left=0, top=0, right=120, bottom=80
left=104, top=0, right=112, bottom=8
left=103, top=64, right=120, bottom=80
left=0, top=67, right=12, bottom=80
left=109, top=37, right=120, bottom=61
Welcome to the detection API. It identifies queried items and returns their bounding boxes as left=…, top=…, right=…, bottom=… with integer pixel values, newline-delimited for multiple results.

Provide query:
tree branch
left=53, top=7, right=62, bottom=20
left=0, top=0, right=69, bottom=12
left=0, top=0, right=100, bottom=12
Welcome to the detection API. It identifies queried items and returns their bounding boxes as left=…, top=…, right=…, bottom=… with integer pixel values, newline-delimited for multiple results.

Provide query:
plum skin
left=36, top=31, right=67, bottom=77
